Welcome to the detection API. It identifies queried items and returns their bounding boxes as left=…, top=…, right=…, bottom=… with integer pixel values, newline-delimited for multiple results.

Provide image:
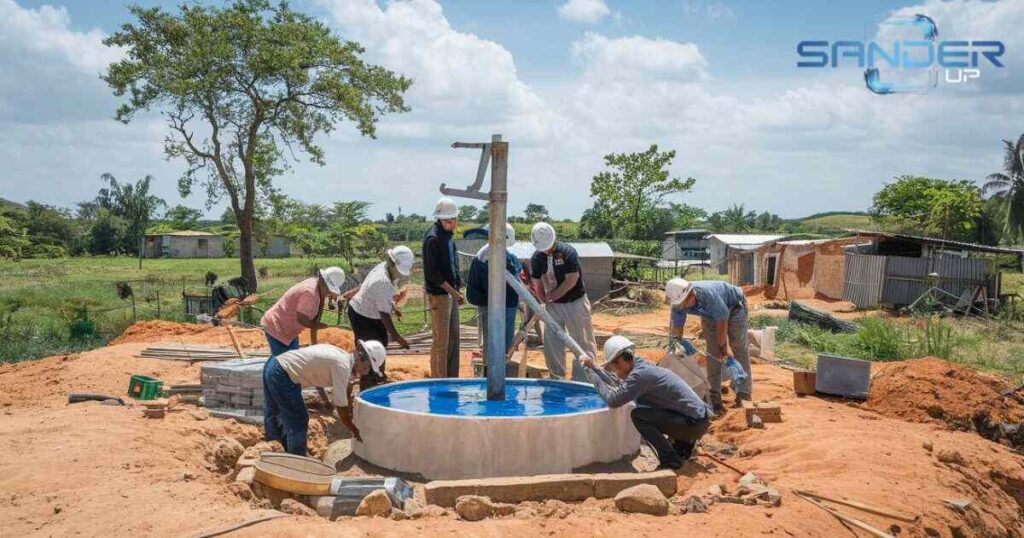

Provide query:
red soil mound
left=110, top=320, right=354, bottom=352
left=865, top=357, right=1024, bottom=427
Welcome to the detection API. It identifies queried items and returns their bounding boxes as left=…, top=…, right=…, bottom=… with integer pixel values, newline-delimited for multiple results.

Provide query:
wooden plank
left=796, top=490, right=918, bottom=523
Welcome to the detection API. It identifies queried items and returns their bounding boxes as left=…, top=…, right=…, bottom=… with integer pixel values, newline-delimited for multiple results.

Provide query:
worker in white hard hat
left=261, top=266, right=345, bottom=360
left=665, top=277, right=751, bottom=414
left=467, top=223, right=522, bottom=368
left=581, top=336, right=713, bottom=470
left=340, top=246, right=414, bottom=389
left=422, top=197, right=464, bottom=378
left=262, top=340, right=385, bottom=456
left=529, top=222, right=597, bottom=382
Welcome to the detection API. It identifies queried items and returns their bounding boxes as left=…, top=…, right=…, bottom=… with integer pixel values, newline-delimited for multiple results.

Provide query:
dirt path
left=1, top=326, right=1023, bottom=537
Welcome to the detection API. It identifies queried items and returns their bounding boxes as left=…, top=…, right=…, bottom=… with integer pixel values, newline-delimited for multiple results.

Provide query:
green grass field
left=0, top=256, right=471, bottom=363
left=798, top=213, right=873, bottom=231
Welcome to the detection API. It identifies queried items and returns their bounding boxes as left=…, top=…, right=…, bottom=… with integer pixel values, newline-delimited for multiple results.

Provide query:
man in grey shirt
left=582, top=336, right=712, bottom=469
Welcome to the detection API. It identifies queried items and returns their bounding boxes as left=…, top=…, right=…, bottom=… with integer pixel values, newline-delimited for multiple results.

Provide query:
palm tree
left=982, top=134, right=1024, bottom=240
left=95, top=173, right=166, bottom=254
left=721, top=204, right=756, bottom=233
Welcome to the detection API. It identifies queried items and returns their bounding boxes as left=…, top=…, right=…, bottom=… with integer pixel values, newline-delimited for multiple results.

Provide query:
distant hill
left=799, top=212, right=872, bottom=231
left=0, top=198, right=26, bottom=210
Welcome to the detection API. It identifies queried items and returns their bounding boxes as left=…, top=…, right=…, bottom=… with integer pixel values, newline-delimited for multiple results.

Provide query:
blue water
left=358, top=379, right=608, bottom=417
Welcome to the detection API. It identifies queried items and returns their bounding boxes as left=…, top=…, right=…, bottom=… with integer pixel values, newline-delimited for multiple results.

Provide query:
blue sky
left=1, top=0, right=1021, bottom=220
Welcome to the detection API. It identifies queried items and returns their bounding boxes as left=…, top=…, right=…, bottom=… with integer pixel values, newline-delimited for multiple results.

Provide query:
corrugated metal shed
left=849, top=230, right=1024, bottom=255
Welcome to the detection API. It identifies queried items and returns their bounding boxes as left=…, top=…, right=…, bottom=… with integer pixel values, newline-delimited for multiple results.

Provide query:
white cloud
left=682, top=0, right=735, bottom=22
left=557, top=0, right=612, bottom=24
left=1, top=0, right=1022, bottom=221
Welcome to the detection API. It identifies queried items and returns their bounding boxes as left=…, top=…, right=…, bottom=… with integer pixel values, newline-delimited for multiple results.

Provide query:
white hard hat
left=319, top=266, right=345, bottom=295
left=432, top=197, right=458, bottom=220
left=602, top=335, right=635, bottom=366
left=357, top=340, right=386, bottom=376
left=387, top=246, right=415, bottom=276
left=665, top=277, right=693, bottom=306
left=484, top=222, right=515, bottom=243
left=531, top=222, right=556, bottom=251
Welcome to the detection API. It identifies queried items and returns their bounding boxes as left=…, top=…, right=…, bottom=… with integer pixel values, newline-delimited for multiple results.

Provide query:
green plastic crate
left=128, top=375, right=163, bottom=400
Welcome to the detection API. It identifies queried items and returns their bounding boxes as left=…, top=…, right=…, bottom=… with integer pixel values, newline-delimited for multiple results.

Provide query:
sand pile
left=865, top=357, right=1024, bottom=430
left=110, top=320, right=355, bottom=352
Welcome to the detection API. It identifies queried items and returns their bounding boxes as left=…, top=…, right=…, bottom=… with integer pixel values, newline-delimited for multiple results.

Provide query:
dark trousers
left=631, top=407, right=710, bottom=468
left=261, top=355, right=308, bottom=456
left=347, top=305, right=389, bottom=389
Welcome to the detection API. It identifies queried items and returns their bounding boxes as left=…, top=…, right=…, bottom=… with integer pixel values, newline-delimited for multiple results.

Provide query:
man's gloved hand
left=680, top=338, right=697, bottom=356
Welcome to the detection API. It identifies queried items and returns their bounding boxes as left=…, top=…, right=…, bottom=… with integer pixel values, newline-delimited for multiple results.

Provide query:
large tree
left=103, top=0, right=411, bottom=290
left=94, top=173, right=166, bottom=254
left=588, top=144, right=695, bottom=240
left=981, top=134, right=1024, bottom=241
left=523, top=203, right=550, bottom=222
left=871, top=175, right=982, bottom=240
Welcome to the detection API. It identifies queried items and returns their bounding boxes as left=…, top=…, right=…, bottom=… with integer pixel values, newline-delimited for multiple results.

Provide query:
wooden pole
left=795, top=490, right=918, bottom=523
left=795, top=492, right=896, bottom=538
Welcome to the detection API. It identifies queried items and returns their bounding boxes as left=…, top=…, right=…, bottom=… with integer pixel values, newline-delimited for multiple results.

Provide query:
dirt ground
left=2, top=320, right=1024, bottom=537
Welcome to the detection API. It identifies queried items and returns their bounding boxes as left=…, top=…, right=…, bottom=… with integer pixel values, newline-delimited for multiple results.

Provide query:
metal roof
left=664, top=228, right=708, bottom=236
left=508, top=241, right=613, bottom=259
left=847, top=230, right=1024, bottom=255
left=707, top=234, right=784, bottom=246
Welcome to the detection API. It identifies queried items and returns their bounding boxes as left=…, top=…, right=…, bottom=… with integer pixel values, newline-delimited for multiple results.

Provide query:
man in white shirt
left=262, top=340, right=386, bottom=456
left=342, top=246, right=413, bottom=388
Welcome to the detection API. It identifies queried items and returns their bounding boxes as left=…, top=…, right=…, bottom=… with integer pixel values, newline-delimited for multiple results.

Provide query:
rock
left=241, top=440, right=283, bottom=460
left=493, top=502, right=515, bottom=517
left=227, top=482, right=253, bottom=501
left=739, top=472, right=765, bottom=488
left=252, top=482, right=291, bottom=508
left=455, top=495, right=495, bottom=521
left=182, top=471, right=197, bottom=481
left=613, top=484, right=669, bottom=516
left=764, top=487, right=783, bottom=507
left=253, top=498, right=272, bottom=509
left=937, top=449, right=965, bottom=465
left=680, top=495, right=707, bottom=514
left=280, top=498, right=317, bottom=517
left=415, top=504, right=449, bottom=518
left=208, top=436, right=244, bottom=472
left=100, top=399, right=122, bottom=406
left=189, top=408, right=209, bottom=421
left=922, top=439, right=933, bottom=452
left=322, top=439, right=354, bottom=470
left=235, top=466, right=255, bottom=485
left=390, top=510, right=408, bottom=521
left=355, top=489, right=392, bottom=517
left=706, top=484, right=726, bottom=496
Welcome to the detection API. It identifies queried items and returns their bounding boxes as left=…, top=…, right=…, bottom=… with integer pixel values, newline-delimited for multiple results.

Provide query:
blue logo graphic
left=796, top=14, right=1005, bottom=94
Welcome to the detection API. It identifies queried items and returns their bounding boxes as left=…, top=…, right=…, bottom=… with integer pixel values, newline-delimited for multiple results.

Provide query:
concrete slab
left=425, top=474, right=594, bottom=507
left=815, top=354, right=871, bottom=399
left=592, top=470, right=677, bottom=498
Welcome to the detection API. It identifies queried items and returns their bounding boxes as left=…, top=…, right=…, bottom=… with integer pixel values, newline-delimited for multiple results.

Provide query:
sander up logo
left=796, top=14, right=1005, bottom=94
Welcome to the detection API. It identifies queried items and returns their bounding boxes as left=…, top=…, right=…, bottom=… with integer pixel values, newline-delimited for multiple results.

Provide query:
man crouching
left=261, top=340, right=385, bottom=456
left=581, top=336, right=712, bottom=470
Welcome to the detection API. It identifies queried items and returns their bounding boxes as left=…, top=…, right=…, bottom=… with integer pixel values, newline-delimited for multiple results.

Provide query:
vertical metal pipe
left=486, top=134, right=508, bottom=400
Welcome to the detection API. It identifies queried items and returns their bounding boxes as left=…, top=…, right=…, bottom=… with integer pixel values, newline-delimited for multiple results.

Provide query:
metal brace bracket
left=439, top=139, right=495, bottom=201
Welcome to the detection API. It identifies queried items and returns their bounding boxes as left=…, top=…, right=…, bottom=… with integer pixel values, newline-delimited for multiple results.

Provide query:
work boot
left=732, top=392, right=751, bottom=408
left=672, top=440, right=696, bottom=460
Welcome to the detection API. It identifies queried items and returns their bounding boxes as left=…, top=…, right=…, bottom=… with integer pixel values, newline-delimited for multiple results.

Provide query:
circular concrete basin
left=354, top=378, right=640, bottom=480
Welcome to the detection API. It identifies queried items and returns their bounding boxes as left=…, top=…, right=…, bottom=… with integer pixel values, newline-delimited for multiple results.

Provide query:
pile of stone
left=200, top=357, right=268, bottom=423
left=704, top=472, right=782, bottom=507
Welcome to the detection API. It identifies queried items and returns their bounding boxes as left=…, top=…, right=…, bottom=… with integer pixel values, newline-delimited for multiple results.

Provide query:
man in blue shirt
left=666, top=278, right=751, bottom=414
left=467, top=223, right=522, bottom=366
left=582, top=336, right=712, bottom=470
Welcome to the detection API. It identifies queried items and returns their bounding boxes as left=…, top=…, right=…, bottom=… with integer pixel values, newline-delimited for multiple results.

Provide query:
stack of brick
left=201, top=357, right=268, bottom=424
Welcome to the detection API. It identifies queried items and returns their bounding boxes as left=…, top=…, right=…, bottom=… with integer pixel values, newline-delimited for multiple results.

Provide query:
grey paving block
left=815, top=354, right=871, bottom=399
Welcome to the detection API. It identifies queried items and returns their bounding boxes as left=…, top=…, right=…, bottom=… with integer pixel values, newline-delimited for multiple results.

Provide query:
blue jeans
left=477, top=306, right=519, bottom=359
left=262, top=355, right=308, bottom=456
left=265, top=332, right=299, bottom=359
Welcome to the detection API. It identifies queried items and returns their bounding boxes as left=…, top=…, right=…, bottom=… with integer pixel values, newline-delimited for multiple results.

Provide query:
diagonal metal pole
left=504, top=272, right=590, bottom=362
